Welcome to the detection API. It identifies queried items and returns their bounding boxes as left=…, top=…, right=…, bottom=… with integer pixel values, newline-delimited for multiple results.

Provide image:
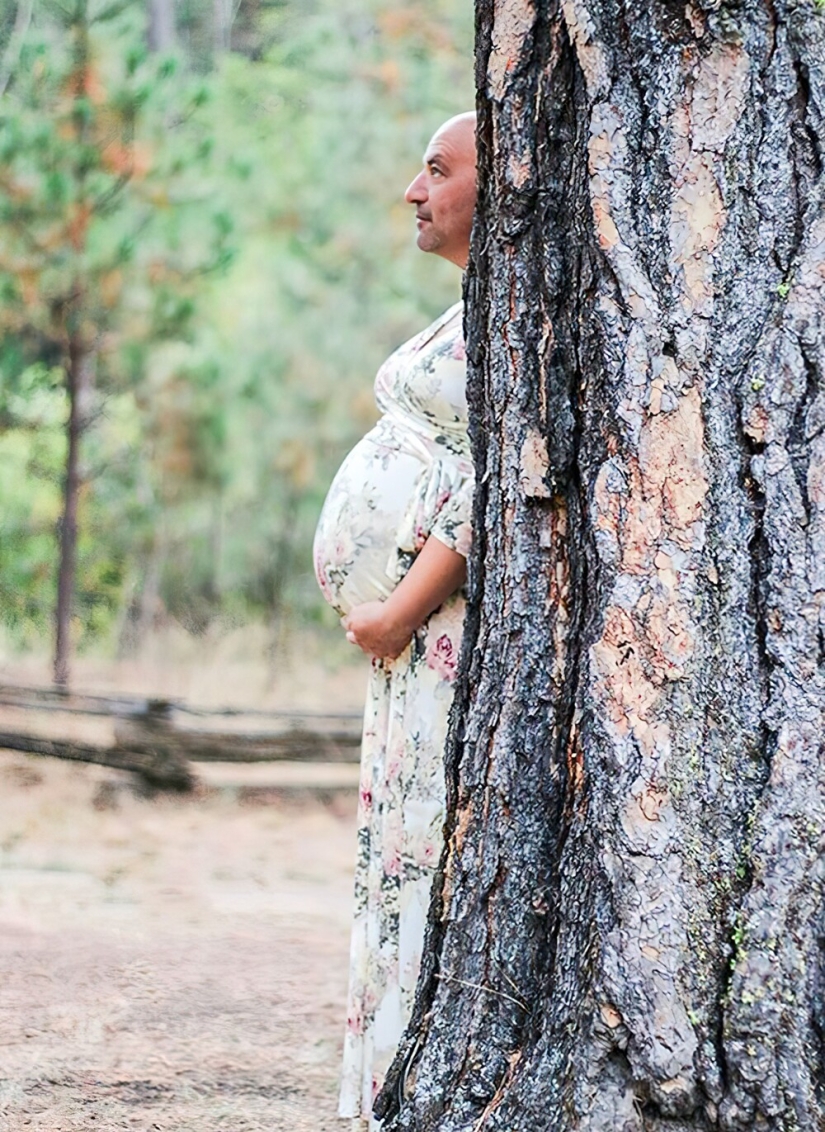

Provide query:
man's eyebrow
left=424, top=149, right=450, bottom=168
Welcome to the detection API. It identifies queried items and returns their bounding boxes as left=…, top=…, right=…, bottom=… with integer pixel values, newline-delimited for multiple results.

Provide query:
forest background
left=0, top=0, right=474, bottom=688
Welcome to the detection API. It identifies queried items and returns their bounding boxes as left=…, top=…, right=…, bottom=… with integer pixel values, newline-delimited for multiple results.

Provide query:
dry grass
left=0, top=623, right=369, bottom=713
left=0, top=749, right=358, bottom=1131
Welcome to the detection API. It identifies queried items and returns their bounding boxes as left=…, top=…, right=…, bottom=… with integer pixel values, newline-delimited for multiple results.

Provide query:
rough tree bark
left=377, top=2, right=825, bottom=1130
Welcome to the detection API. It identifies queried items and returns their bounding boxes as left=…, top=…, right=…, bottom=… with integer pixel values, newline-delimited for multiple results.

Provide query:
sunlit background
left=0, top=7, right=475, bottom=1128
left=0, top=0, right=474, bottom=704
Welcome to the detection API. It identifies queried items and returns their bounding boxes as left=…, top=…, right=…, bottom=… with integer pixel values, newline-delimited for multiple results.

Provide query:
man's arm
left=343, top=535, right=466, bottom=659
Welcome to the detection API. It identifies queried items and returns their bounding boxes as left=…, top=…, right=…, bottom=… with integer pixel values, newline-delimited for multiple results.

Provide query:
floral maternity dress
left=313, top=301, right=473, bottom=1130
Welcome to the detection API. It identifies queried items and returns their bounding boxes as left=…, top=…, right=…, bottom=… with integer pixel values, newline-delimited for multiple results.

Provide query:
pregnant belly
left=313, top=436, right=426, bottom=617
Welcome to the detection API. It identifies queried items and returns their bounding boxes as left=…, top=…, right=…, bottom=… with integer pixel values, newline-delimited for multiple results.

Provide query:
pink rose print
left=385, top=749, right=403, bottom=782
left=426, top=632, right=457, bottom=681
left=452, top=337, right=466, bottom=361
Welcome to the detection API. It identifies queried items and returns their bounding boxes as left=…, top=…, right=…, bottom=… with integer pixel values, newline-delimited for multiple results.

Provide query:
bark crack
left=791, top=55, right=823, bottom=181
left=787, top=338, right=820, bottom=526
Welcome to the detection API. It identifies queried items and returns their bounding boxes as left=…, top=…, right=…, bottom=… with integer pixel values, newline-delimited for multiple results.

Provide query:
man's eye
left=428, top=165, right=443, bottom=177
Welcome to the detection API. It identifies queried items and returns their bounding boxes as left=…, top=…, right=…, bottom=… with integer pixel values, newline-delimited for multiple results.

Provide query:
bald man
left=323, top=114, right=477, bottom=1131
left=343, top=112, right=477, bottom=660
left=406, top=111, right=477, bottom=266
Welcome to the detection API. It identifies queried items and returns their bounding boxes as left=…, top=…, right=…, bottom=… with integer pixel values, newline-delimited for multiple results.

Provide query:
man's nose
left=405, top=171, right=427, bottom=204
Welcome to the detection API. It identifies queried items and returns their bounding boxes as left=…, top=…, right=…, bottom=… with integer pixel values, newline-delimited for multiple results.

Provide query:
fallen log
left=0, top=683, right=173, bottom=718
left=0, top=730, right=193, bottom=790
left=0, top=683, right=364, bottom=788
left=113, top=717, right=361, bottom=764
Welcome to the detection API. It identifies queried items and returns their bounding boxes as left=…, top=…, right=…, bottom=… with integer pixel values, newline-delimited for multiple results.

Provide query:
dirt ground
left=0, top=750, right=358, bottom=1132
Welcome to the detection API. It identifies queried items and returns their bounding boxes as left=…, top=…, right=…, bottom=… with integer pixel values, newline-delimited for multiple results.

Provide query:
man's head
left=404, top=112, right=477, bottom=268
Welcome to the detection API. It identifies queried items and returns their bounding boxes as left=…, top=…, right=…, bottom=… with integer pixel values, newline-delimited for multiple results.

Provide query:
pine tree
left=0, top=0, right=231, bottom=683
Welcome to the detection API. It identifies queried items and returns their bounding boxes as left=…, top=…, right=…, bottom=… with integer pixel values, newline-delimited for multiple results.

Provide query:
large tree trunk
left=378, top=3, right=825, bottom=1130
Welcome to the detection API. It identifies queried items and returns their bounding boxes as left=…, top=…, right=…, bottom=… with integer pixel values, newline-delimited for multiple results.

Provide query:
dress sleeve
left=430, top=474, right=474, bottom=559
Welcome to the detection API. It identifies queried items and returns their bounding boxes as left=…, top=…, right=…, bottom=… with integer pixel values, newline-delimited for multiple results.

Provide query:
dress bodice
left=371, top=301, right=469, bottom=457
left=313, top=301, right=473, bottom=618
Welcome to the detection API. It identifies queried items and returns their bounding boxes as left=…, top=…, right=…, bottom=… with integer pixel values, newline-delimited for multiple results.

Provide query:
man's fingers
left=346, top=631, right=374, bottom=657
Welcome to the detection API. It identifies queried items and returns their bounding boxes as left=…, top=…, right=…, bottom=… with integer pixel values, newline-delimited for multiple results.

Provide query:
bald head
left=404, top=112, right=477, bottom=268
left=431, top=111, right=476, bottom=156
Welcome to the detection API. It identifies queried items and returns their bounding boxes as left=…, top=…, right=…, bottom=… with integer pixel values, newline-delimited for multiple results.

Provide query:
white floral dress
left=313, top=301, right=473, bottom=1130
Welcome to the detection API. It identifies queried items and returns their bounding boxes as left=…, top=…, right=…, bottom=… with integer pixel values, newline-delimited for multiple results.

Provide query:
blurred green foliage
left=0, top=0, right=473, bottom=657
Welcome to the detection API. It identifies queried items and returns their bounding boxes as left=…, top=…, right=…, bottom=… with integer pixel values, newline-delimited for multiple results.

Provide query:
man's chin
left=416, top=232, right=440, bottom=254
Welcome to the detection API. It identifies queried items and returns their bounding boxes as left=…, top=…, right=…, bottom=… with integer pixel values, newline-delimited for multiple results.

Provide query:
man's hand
left=343, top=536, right=467, bottom=660
left=342, top=601, right=414, bottom=660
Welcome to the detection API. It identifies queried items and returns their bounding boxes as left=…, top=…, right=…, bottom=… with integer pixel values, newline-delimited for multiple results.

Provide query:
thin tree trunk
left=147, top=0, right=176, bottom=52
left=54, top=341, right=93, bottom=687
left=116, top=529, right=164, bottom=659
left=266, top=492, right=299, bottom=671
left=378, top=3, right=825, bottom=1130
left=54, top=2, right=93, bottom=688
left=213, top=0, right=232, bottom=54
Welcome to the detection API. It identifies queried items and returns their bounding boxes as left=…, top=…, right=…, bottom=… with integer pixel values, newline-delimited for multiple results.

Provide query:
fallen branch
left=0, top=729, right=193, bottom=790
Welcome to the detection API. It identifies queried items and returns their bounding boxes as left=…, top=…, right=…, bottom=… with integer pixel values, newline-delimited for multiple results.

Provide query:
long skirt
left=338, top=594, right=465, bottom=1130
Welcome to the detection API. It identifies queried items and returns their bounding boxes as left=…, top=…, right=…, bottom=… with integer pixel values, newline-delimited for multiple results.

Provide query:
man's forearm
left=384, top=535, right=466, bottom=634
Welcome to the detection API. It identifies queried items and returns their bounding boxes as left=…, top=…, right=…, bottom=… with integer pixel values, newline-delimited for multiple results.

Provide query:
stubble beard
left=417, top=222, right=443, bottom=255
